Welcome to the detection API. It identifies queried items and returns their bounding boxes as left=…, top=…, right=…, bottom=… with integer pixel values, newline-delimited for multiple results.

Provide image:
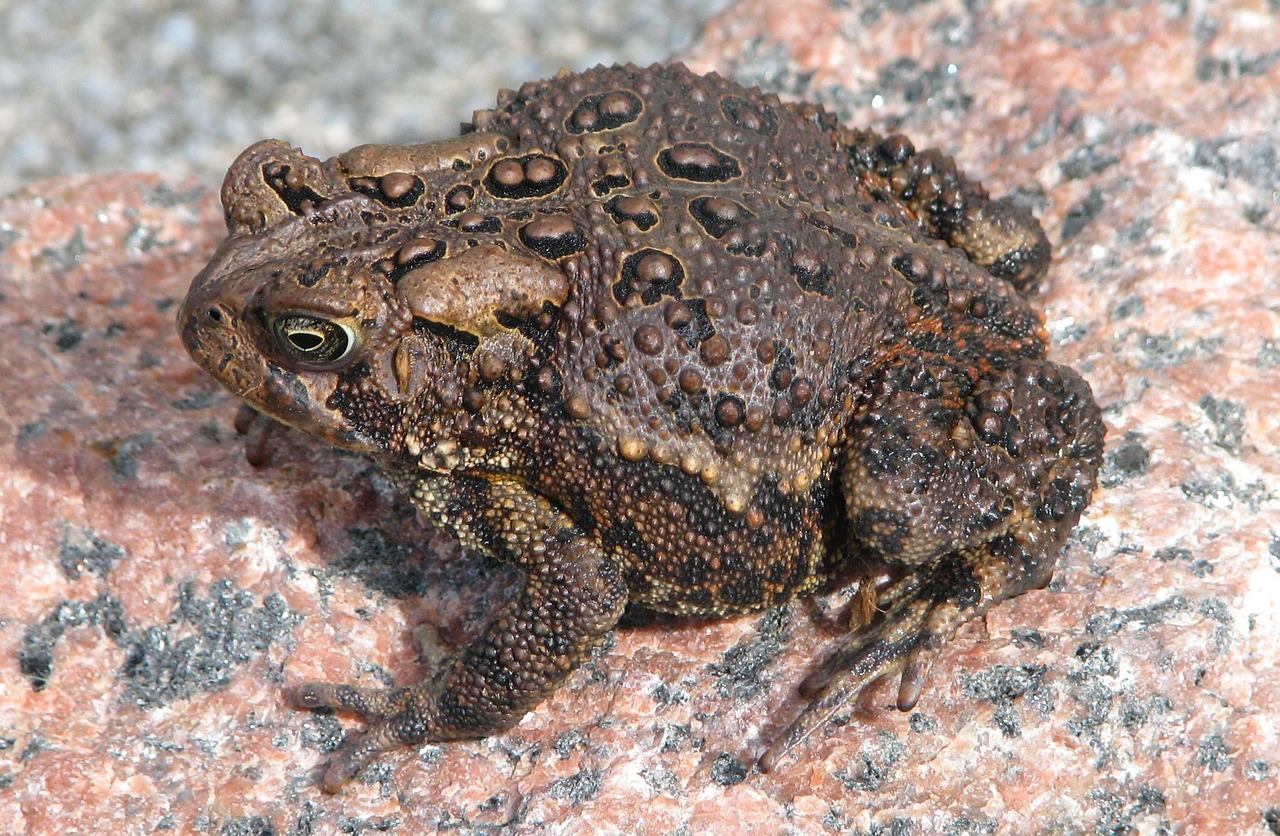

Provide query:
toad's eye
left=270, top=313, right=359, bottom=369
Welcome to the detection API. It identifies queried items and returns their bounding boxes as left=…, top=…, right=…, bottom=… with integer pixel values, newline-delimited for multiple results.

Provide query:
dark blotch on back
left=348, top=172, right=425, bottom=208
left=485, top=154, right=569, bottom=200
left=389, top=238, right=447, bottom=282
left=720, top=96, right=778, bottom=136
left=689, top=196, right=753, bottom=239
left=567, top=90, right=644, bottom=134
left=613, top=249, right=685, bottom=305
left=261, top=161, right=327, bottom=215
left=605, top=195, right=661, bottom=231
left=657, top=143, right=742, bottom=183
left=520, top=216, right=587, bottom=259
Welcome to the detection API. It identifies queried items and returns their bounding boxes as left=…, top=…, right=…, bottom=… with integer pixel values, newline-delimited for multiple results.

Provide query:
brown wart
left=518, top=216, right=587, bottom=260
left=347, top=172, right=425, bottom=208
left=720, top=95, right=779, bottom=136
left=689, top=196, right=753, bottom=239
left=656, top=143, right=742, bottom=183
left=605, top=195, right=661, bottom=231
left=613, top=249, right=685, bottom=305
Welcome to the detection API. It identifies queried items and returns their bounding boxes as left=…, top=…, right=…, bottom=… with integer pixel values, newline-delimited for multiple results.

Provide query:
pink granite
left=1, top=0, right=1277, bottom=831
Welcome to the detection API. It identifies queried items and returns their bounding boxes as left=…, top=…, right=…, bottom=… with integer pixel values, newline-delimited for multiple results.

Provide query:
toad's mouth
left=232, top=366, right=377, bottom=454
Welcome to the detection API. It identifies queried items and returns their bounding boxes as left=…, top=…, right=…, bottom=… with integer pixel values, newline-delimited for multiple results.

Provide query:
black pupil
left=276, top=315, right=351, bottom=365
left=289, top=330, right=325, bottom=352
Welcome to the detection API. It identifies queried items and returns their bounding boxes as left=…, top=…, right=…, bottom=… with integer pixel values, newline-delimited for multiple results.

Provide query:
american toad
left=178, top=63, right=1103, bottom=790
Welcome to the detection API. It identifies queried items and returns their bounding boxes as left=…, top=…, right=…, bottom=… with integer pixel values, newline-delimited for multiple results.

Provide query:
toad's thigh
left=840, top=355, right=1103, bottom=569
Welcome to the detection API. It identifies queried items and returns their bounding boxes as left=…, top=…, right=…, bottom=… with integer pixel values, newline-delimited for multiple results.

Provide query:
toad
left=178, top=63, right=1103, bottom=790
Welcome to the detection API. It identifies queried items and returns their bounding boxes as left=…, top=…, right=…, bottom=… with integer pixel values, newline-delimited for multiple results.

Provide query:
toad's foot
left=294, top=682, right=440, bottom=793
left=233, top=402, right=284, bottom=467
left=758, top=536, right=1053, bottom=774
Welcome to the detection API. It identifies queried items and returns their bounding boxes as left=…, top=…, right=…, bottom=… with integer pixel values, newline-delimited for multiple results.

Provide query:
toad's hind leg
left=760, top=357, right=1102, bottom=772
left=759, top=534, right=1052, bottom=773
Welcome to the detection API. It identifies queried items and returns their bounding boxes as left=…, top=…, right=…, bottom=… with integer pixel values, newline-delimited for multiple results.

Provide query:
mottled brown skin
left=178, top=63, right=1103, bottom=790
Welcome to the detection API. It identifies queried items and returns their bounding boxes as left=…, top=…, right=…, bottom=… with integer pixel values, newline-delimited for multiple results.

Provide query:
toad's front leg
left=296, top=474, right=628, bottom=792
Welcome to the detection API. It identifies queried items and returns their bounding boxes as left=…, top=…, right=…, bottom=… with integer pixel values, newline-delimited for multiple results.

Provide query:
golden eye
left=270, top=314, right=359, bottom=369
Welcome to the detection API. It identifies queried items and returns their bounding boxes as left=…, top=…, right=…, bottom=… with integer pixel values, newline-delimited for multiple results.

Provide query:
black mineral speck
left=833, top=731, right=906, bottom=792
left=170, top=390, right=219, bottom=411
left=1259, top=339, right=1280, bottom=367
left=1154, top=546, right=1192, bottom=564
left=908, top=712, right=936, bottom=733
left=1080, top=783, right=1172, bottom=834
left=0, top=226, right=20, bottom=255
left=1180, top=471, right=1270, bottom=511
left=122, top=579, right=298, bottom=708
left=16, top=421, right=46, bottom=446
left=548, top=767, right=602, bottom=805
left=1101, top=433, right=1150, bottom=487
left=710, top=753, right=747, bottom=786
left=1197, top=731, right=1231, bottom=773
left=1198, top=395, right=1245, bottom=455
left=709, top=607, right=789, bottom=700
left=99, top=432, right=153, bottom=481
left=650, top=682, right=688, bottom=707
left=1112, top=295, right=1144, bottom=319
left=641, top=764, right=680, bottom=795
left=1191, top=136, right=1280, bottom=194
left=146, top=182, right=207, bottom=208
left=20, top=594, right=127, bottom=690
left=47, top=319, right=83, bottom=352
left=220, top=816, right=276, bottom=836
left=58, top=527, right=126, bottom=579
left=1060, top=188, right=1104, bottom=242
left=1085, top=596, right=1190, bottom=639
left=124, top=224, right=165, bottom=255
left=872, top=56, right=972, bottom=112
left=962, top=664, right=1052, bottom=736
left=1060, top=143, right=1119, bottom=180
left=41, top=228, right=87, bottom=272
left=552, top=729, right=587, bottom=758
left=299, top=714, right=346, bottom=754
left=1009, top=628, right=1045, bottom=648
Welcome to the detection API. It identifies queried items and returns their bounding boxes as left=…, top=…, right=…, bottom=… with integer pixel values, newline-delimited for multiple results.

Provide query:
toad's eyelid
left=255, top=298, right=362, bottom=325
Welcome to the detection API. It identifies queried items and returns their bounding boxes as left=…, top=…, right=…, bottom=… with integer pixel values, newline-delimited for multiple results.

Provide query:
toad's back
left=460, top=64, right=1051, bottom=513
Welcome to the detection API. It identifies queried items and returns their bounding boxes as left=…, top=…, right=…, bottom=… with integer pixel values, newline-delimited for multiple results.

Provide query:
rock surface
left=2, top=0, right=1277, bottom=832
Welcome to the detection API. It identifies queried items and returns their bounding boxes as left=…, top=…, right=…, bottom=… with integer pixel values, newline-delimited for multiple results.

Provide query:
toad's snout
left=178, top=279, right=260, bottom=395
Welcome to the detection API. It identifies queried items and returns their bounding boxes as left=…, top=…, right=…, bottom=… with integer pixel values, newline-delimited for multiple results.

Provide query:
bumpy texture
left=178, top=62, right=1103, bottom=790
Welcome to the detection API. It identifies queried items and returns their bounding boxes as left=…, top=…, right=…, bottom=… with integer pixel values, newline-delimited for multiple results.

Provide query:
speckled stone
left=1, top=0, right=1277, bottom=832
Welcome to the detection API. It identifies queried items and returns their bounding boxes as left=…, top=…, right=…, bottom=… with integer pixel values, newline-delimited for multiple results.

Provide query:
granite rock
left=2, top=0, right=1277, bottom=831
